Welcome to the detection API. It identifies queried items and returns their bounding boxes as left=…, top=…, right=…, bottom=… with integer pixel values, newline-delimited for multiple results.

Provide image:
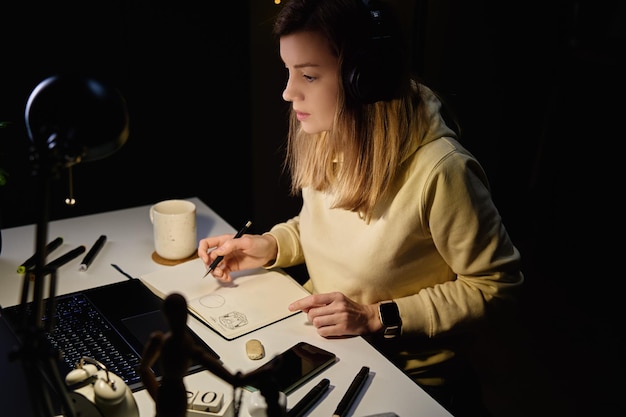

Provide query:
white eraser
left=245, top=339, right=265, bottom=360
left=192, top=391, right=224, bottom=413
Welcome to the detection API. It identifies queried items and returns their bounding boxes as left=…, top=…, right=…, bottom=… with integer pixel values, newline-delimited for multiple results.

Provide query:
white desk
left=0, top=197, right=452, bottom=417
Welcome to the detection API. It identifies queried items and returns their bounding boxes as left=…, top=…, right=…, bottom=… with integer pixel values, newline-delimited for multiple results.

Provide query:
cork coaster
left=151, top=251, right=198, bottom=266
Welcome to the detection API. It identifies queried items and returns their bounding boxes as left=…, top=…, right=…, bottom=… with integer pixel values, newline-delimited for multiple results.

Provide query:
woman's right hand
left=197, top=233, right=278, bottom=282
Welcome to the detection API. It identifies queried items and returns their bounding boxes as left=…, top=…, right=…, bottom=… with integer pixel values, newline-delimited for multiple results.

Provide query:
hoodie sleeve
left=263, top=215, right=306, bottom=268
left=396, top=146, right=523, bottom=337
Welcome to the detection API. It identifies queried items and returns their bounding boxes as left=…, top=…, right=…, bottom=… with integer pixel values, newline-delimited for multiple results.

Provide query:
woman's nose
left=282, top=84, right=292, bottom=102
left=282, top=78, right=297, bottom=102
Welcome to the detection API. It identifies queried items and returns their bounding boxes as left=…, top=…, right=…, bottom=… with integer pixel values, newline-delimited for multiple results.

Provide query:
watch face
left=379, top=301, right=401, bottom=338
left=380, top=301, right=401, bottom=325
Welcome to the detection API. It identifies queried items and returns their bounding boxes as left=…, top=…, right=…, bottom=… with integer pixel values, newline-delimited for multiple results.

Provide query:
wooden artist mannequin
left=140, top=292, right=284, bottom=417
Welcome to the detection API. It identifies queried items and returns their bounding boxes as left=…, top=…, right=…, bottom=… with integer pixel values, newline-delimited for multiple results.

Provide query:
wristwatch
left=378, top=300, right=401, bottom=339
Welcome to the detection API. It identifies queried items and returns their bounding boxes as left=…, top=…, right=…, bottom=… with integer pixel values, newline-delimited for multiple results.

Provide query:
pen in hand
left=202, top=220, right=252, bottom=278
left=79, top=235, right=107, bottom=271
left=332, top=366, right=370, bottom=417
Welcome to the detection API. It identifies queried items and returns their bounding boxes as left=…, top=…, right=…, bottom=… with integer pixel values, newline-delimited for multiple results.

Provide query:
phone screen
left=245, top=342, right=336, bottom=394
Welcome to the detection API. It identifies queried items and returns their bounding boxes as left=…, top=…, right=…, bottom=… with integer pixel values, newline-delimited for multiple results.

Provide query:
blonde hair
left=285, top=82, right=430, bottom=221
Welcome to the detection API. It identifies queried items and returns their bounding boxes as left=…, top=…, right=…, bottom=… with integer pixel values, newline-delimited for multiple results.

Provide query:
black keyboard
left=50, top=293, right=143, bottom=386
left=2, top=279, right=221, bottom=392
left=7, top=293, right=143, bottom=388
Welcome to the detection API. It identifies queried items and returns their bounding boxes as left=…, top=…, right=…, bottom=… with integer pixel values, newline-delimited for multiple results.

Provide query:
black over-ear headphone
left=343, top=0, right=406, bottom=104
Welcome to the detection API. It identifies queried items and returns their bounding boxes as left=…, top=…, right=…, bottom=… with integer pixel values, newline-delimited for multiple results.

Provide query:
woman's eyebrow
left=293, top=62, right=321, bottom=69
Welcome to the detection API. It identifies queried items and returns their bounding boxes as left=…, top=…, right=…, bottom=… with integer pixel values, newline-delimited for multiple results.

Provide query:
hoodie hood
left=401, top=83, right=458, bottom=164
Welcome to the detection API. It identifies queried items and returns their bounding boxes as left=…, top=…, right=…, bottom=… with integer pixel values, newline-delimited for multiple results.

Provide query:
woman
left=199, top=0, right=523, bottom=415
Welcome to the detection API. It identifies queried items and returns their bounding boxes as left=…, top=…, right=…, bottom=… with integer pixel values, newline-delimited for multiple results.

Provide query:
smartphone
left=245, top=341, right=337, bottom=394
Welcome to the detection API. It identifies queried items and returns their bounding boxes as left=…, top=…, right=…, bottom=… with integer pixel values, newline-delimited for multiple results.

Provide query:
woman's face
left=280, top=30, right=339, bottom=134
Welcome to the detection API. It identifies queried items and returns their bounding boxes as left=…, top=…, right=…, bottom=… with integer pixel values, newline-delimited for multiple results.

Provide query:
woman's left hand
left=288, top=292, right=382, bottom=337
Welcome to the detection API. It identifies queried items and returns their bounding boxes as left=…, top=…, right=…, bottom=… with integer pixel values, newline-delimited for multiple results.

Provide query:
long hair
left=273, top=0, right=431, bottom=221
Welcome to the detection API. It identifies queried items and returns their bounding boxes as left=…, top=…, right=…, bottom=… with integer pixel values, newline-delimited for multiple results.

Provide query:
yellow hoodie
left=265, top=86, right=523, bottom=382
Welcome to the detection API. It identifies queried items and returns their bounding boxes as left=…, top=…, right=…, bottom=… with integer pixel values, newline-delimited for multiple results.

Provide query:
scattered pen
left=79, top=235, right=107, bottom=271
left=44, top=246, right=86, bottom=273
left=287, top=378, right=330, bottom=417
left=202, top=220, right=252, bottom=278
left=111, top=264, right=137, bottom=280
left=332, top=366, right=370, bottom=417
left=17, top=237, right=63, bottom=274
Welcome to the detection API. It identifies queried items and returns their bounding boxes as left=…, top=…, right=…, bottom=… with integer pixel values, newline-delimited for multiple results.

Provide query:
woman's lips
left=295, top=111, right=310, bottom=121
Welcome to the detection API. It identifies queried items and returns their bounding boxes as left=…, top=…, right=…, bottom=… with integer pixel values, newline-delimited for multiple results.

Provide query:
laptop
left=0, top=278, right=220, bottom=403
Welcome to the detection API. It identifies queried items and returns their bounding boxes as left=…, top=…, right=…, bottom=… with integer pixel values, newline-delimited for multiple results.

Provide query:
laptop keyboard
left=8, top=293, right=143, bottom=388
left=2, top=278, right=222, bottom=393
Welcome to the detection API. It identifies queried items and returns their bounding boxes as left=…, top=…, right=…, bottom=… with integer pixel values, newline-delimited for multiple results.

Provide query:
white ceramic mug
left=149, top=199, right=197, bottom=260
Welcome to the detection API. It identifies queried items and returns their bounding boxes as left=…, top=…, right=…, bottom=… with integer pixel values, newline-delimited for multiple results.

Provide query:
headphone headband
left=343, top=0, right=406, bottom=104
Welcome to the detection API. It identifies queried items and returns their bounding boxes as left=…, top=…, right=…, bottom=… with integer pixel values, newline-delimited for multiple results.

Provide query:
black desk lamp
left=12, top=74, right=129, bottom=417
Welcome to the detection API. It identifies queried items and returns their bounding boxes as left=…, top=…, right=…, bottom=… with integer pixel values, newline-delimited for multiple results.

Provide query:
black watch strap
left=378, top=300, right=401, bottom=339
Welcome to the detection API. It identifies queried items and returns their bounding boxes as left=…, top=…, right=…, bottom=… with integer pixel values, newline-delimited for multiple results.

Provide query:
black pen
left=44, top=246, right=86, bottom=272
left=287, top=378, right=330, bottom=417
left=17, top=237, right=63, bottom=274
left=79, top=235, right=107, bottom=271
left=202, top=220, right=252, bottom=278
left=111, top=264, right=137, bottom=280
left=332, top=366, right=369, bottom=417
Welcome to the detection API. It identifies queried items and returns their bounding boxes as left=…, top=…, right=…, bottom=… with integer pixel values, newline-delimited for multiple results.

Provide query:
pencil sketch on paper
left=218, top=311, right=248, bottom=330
left=139, top=258, right=310, bottom=340
left=199, top=294, right=226, bottom=308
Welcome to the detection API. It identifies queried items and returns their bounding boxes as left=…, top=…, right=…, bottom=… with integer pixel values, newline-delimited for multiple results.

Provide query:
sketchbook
left=139, top=258, right=310, bottom=340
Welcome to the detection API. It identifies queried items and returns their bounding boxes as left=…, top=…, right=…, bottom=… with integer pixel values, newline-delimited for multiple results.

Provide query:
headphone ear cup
left=344, top=49, right=395, bottom=103
left=93, top=372, right=126, bottom=406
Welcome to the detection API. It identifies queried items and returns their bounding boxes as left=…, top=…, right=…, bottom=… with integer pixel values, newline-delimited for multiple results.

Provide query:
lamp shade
left=25, top=74, right=129, bottom=166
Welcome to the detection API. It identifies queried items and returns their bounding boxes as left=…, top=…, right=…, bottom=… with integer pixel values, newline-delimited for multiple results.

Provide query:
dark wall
left=414, top=2, right=624, bottom=416
left=0, top=0, right=253, bottom=231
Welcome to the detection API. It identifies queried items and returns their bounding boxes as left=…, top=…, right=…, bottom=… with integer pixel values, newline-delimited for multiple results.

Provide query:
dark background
left=1, top=1, right=624, bottom=416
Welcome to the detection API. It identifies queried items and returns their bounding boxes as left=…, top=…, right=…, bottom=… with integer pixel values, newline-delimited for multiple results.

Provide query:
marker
left=79, top=235, right=107, bottom=271
left=17, top=237, right=63, bottom=274
left=202, top=220, right=252, bottom=278
left=287, top=378, right=330, bottom=417
left=44, top=246, right=86, bottom=272
left=332, top=366, right=369, bottom=417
